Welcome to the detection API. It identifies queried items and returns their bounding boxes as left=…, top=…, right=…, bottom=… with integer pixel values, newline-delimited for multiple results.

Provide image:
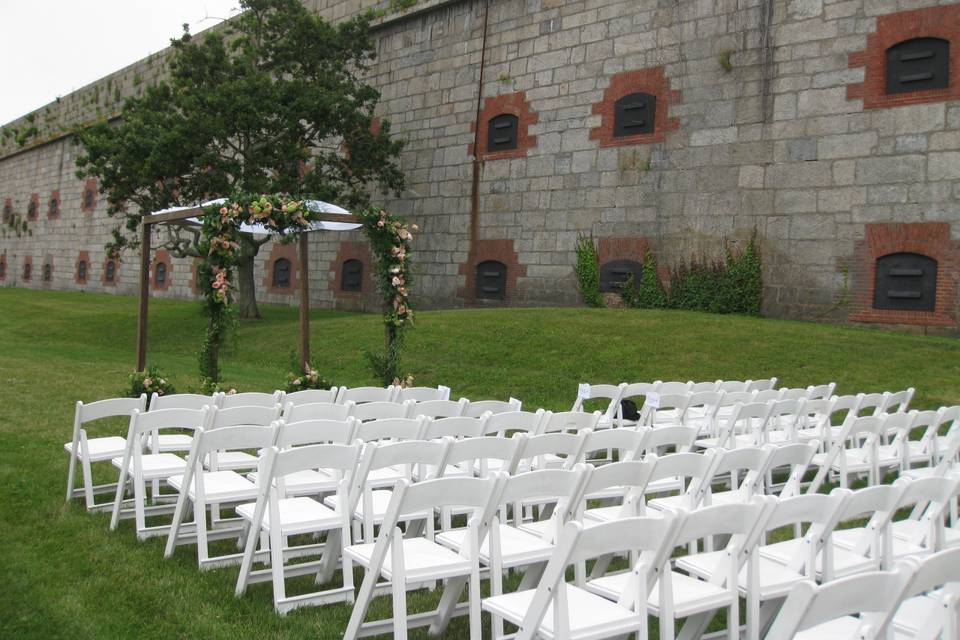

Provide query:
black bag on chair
left=620, top=399, right=640, bottom=421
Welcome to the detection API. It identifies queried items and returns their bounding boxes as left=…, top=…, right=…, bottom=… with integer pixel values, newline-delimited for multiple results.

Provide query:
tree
left=75, top=0, right=405, bottom=319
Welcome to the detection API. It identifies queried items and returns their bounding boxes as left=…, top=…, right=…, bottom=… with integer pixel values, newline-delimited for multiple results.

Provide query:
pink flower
left=377, top=220, right=385, bottom=227
left=391, top=276, right=402, bottom=286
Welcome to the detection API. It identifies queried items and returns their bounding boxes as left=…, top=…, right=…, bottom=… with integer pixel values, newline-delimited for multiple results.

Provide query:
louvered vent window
left=873, top=252, right=937, bottom=311
left=83, top=188, right=95, bottom=210
left=341, top=259, right=363, bottom=292
left=273, top=258, right=291, bottom=288
left=476, top=260, right=507, bottom=300
left=105, top=260, right=116, bottom=283
left=23, top=262, right=31, bottom=280
left=42, top=263, right=52, bottom=282
left=77, top=260, right=88, bottom=282
left=27, top=200, right=38, bottom=220
left=49, top=197, right=59, bottom=217
left=0, top=261, right=5, bottom=279
left=614, top=92, right=656, bottom=137
left=600, top=260, right=643, bottom=292
left=155, top=262, right=167, bottom=287
left=886, top=38, right=949, bottom=94
left=487, top=114, right=518, bottom=153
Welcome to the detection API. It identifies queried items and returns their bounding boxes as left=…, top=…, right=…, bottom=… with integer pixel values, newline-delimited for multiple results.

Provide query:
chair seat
left=645, top=476, right=684, bottom=495
left=587, top=569, right=733, bottom=618
left=890, top=519, right=960, bottom=548
left=247, top=468, right=338, bottom=495
left=365, top=466, right=406, bottom=488
left=436, top=524, right=554, bottom=568
left=892, top=594, right=941, bottom=636
left=148, top=434, right=194, bottom=453
left=901, top=464, right=960, bottom=480
left=64, top=436, right=126, bottom=461
left=794, top=615, right=866, bottom=640
left=676, top=551, right=805, bottom=600
left=112, top=453, right=186, bottom=479
left=707, top=490, right=750, bottom=505
left=648, top=493, right=695, bottom=512
left=345, top=537, right=473, bottom=583
left=583, top=504, right=661, bottom=525
left=760, top=538, right=876, bottom=577
left=483, top=584, right=641, bottom=640
left=167, top=470, right=257, bottom=502
left=324, top=489, right=413, bottom=524
left=204, top=451, right=258, bottom=471
left=236, top=496, right=342, bottom=536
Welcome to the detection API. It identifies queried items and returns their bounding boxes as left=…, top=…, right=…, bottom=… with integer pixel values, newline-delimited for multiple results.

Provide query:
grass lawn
left=0, top=287, right=958, bottom=638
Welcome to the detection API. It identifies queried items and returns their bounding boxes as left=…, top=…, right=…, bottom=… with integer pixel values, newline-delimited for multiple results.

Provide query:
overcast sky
left=0, top=1, right=242, bottom=125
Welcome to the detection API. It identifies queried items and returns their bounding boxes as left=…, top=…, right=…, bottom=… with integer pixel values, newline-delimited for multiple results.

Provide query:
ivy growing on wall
left=575, top=235, right=604, bottom=308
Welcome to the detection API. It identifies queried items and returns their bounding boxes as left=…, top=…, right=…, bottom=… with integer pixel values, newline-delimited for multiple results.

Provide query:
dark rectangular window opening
left=886, top=38, right=950, bottom=94
left=476, top=260, right=507, bottom=300
left=341, top=259, right=364, bottom=292
left=487, top=114, right=519, bottom=153
left=614, top=92, right=656, bottom=137
left=873, top=252, right=937, bottom=311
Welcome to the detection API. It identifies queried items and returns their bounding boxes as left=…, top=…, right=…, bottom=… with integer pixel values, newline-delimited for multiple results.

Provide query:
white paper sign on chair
left=578, top=384, right=592, bottom=400
left=646, top=392, right=661, bottom=409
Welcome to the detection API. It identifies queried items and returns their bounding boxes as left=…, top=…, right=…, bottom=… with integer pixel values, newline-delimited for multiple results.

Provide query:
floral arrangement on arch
left=126, top=365, right=176, bottom=398
left=357, top=207, right=417, bottom=328
left=198, top=195, right=323, bottom=382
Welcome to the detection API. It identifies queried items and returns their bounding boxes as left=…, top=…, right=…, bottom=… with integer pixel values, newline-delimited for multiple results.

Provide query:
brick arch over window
left=152, top=249, right=173, bottom=291
left=41, top=257, right=54, bottom=286
left=48, top=190, right=60, bottom=220
left=0, top=254, right=7, bottom=281
left=590, top=67, right=680, bottom=147
left=22, top=256, right=33, bottom=281
left=469, top=91, right=538, bottom=160
left=75, top=251, right=90, bottom=285
left=103, top=256, right=119, bottom=286
left=263, top=242, right=298, bottom=294
left=81, top=179, right=98, bottom=213
left=848, top=4, right=960, bottom=109
left=458, top=239, right=526, bottom=303
left=27, top=193, right=40, bottom=221
left=329, top=241, right=372, bottom=299
left=848, top=222, right=959, bottom=328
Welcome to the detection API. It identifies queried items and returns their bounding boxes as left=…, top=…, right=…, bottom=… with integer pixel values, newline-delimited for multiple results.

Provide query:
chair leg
left=80, top=455, right=97, bottom=510
left=164, top=489, right=190, bottom=559
left=391, top=527, right=408, bottom=640
left=344, top=542, right=385, bottom=639
left=195, top=497, right=209, bottom=566
left=269, top=523, right=287, bottom=613
left=66, top=449, right=78, bottom=503
left=134, top=477, right=147, bottom=539
left=109, top=465, right=129, bottom=531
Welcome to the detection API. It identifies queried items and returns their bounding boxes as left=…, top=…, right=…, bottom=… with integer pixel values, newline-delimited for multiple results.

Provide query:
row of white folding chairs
left=573, top=377, right=784, bottom=423
left=508, top=519, right=960, bottom=640
left=63, top=392, right=523, bottom=511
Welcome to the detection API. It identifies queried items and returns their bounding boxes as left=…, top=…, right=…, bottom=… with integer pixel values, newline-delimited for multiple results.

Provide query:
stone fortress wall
left=1, top=0, right=959, bottom=332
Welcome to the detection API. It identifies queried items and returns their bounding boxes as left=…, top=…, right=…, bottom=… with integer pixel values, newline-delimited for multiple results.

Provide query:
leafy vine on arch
left=197, top=194, right=415, bottom=385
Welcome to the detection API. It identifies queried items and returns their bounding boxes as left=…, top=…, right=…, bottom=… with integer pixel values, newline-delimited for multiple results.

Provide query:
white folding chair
left=570, top=382, right=625, bottom=428
left=890, top=547, right=960, bottom=640
left=683, top=390, right=724, bottom=436
left=283, top=387, right=339, bottom=405
left=618, top=382, right=661, bottom=427
left=540, top=410, right=600, bottom=434
left=246, top=418, right=357, bottom=497
left=746, top=377, right=778, bottom=392
left=645, top=392, right=691, bottom=428
left=579, top=459, right=657, bottom=526
left=282, top=400, right=352, bottom=422
left=638, top=425, right=698, bottom=456
left=109, top=407, right=209, bottom=538
left=218, top=390, right=284, bottom=409
left=147, top=392, right=218, bottom=452
left=810, top=415, right=887, bottom=490
left=765, top=567, right=913, bottom=640
left=696, top=401, right=772, bottom=449
left=336, top=386, right=396, bottom=405
left=463, top=397, right=522, bottom=417
left=587, top=500, right=769, bottom=640
left=764, top=441, right=818, bottom=497
left=806, top=383, right=837, bottom=401
left=406, top=398, right=467, bottom=419
left=65, top=394, right=147, bottom=511
left=164, top=423, right=277, bottom=568
left=352, top=400, right=413, bottom=422
left=646, top=449, right=720, bottom=512
left=482, top=409, right=545, bottom=437
left=797, top=393, right=862, bottom=449
left=484, top=515, right=681, bottom=640
left=689, top=380, right=721, bottom=393
left=393, top=384, right=451, bottom=402
left=658, top=381, right=693, bottom=395
left=678, top=493, right=844, bottom=639
left=889, top=476, right=960, bottom=554
left=705, top=445, right=774, bottom=505
left=344, top=475, right=502, bottom=640
left=718, top=380, right=750, bottom=393
left=578, top=427, right=648, bottom=469
left=422, top=415, right=487, bottom=440
left=762, top=398, right=805, bottom=445
left=203, top=404, right=281, bottom=471
left=325, top=439, right=450, bottom=543
left=904, top=409, right=960, bottom=481
left=234, top=442, right=363, bottom=613
left=816, top=483, right=902, bottom=576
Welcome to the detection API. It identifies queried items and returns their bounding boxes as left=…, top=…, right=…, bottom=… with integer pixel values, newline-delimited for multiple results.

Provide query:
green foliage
left=126, top=365, right=176, bottom=398
left=635, top=250, right=668, bottom=308
left=285, top=351, right=332, bottom=392
left=575, top=236, right=604, bottom=308
left=662, top=234, right=763, bottom=316
left=75, top=0, right=406, bottom=268
left=719, top=49, right=734, bottom=73
left=197, top=377, right=237, bottom=395
left=357, top=206, right=416, bottom=384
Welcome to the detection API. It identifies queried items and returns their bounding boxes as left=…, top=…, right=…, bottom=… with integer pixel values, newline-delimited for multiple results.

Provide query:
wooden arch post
left=135, top=205, right=358, bottom=373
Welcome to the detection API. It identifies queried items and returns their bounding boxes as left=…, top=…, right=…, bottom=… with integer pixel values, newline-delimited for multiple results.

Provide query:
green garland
left=197, top=195, right=328, bottom=383
left=356, top=207, right=416, bottom=384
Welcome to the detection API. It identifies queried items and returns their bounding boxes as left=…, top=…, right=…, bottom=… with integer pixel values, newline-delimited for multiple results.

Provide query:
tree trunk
left=236, top=255, right=261, bottom=320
